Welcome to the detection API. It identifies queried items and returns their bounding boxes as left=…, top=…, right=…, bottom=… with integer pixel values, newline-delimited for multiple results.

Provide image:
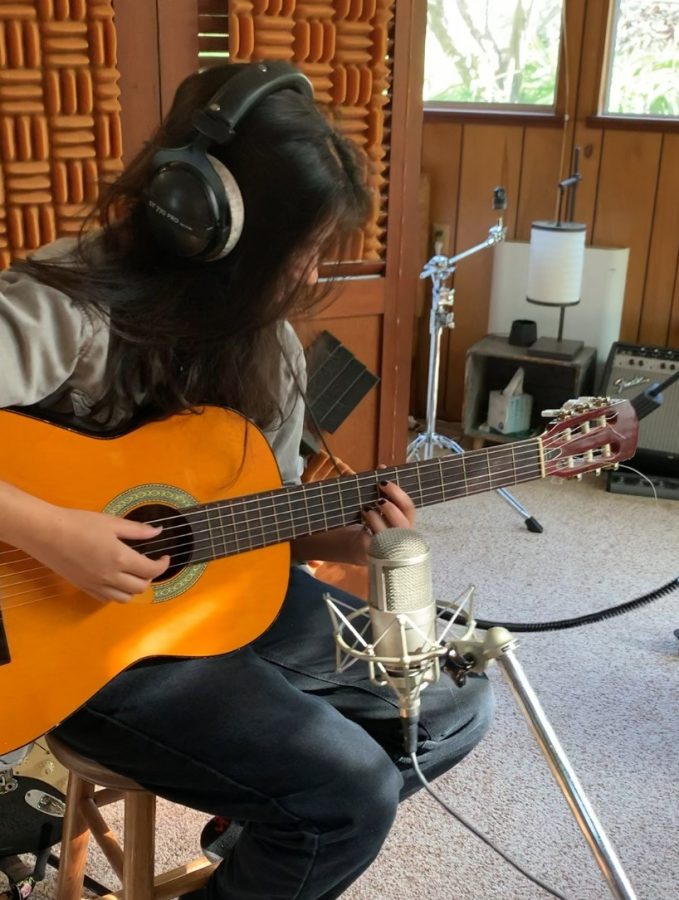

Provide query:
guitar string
left=0, top=454, right=552, bottom=601
left=0, top=433, right=617, bottom=601
left=0, top=461, right=617, bottom=607
left=0, top=433, right=562, bottom=569
left=0, top=454, right=547, bottom=588
left=0, top=439, right=548, bottom=568
left=0, top=423, right=610, bottom=571
left=0, top=472, right=555, bottom=610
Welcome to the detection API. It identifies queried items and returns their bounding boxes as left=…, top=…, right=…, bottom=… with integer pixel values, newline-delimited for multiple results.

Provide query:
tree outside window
left=424, top=0, right=564, bottom=108
left=603, top=0, right=679, bottom=117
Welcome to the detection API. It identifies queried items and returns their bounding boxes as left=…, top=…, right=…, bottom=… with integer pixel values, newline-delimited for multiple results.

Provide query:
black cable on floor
left=440, top=576, right=679, bottom=632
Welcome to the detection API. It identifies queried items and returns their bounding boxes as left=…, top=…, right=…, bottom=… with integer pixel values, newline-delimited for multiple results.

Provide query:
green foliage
left=424, top=0, right=679, bottom=119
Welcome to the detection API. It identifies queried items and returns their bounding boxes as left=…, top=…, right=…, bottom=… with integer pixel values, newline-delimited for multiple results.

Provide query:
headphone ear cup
left=204, top=153, right=244, bottom=259
left=144, top=148, right=243, bottom=261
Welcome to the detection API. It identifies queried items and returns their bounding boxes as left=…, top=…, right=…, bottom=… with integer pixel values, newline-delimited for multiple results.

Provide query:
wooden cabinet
left=463, top=335, right=596, bottom=447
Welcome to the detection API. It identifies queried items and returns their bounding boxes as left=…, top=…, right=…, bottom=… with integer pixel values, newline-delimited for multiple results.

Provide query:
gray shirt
left=0, top=238, right=307, bottom=485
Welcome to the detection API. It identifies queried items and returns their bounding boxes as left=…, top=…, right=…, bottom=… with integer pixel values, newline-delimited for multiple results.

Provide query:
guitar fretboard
left=156, top=439, right=543, bottom=565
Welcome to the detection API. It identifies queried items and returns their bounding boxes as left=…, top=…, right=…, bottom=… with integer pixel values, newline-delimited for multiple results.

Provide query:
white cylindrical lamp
left=526, top=221, right=586, bottom=358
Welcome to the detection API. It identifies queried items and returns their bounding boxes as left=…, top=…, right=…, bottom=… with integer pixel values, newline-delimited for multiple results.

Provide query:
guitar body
left=0, top=406, right=289, bottom=754
left=0, top=395, right=639, bottom=755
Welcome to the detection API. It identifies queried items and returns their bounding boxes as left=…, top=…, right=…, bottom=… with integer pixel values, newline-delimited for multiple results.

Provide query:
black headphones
left=144, top=62, right=314, bottom=262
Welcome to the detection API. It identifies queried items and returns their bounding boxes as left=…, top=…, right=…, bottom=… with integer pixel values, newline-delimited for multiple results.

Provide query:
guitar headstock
left=540, top=397, right=639, bottom=479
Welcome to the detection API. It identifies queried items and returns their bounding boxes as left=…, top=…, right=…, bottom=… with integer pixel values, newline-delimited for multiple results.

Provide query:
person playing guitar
left=0, top=62, right=496, bottom=900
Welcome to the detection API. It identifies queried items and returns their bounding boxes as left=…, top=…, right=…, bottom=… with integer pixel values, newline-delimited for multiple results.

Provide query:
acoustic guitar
left=0, top=397, right=637, bottom=754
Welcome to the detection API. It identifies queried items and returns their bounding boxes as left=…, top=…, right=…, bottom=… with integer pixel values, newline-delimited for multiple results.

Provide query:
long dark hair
left=19, top=63, right=371, bottom=428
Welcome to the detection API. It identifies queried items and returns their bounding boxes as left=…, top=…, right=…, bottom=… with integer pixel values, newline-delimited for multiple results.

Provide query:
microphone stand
left=407, top=188, right=543, bottom=533
left=445, top=609, right=638, bottom=900
left=325, top=587, right=638, bottom=899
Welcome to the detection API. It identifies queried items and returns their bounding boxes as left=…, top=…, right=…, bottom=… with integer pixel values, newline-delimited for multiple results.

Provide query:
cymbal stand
left=406, top=190, right=543, bottom=532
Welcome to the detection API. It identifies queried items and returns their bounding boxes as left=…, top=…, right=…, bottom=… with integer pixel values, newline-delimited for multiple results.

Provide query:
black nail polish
left=378, top=498, right=387, bottom=506
left=379, top=480, right=389, bottom=487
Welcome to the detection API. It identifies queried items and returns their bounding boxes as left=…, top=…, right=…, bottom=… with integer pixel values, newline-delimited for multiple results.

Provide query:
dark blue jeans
left=55, top=568, right=494, bottom=900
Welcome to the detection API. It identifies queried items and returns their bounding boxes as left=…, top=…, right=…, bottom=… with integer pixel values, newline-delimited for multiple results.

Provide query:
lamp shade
left=526, top=221, right=586, bottom=306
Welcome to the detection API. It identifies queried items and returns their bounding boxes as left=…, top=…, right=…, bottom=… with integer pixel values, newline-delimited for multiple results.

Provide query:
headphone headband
left=192, top=61, right=314, bottom=146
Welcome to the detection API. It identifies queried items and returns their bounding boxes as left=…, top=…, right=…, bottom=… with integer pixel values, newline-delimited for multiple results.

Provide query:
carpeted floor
left=13, top=474, right=679, bottom=900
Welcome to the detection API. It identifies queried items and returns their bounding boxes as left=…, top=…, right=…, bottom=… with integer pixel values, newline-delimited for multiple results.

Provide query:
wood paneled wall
left=416, top=0, right=679, bottom=423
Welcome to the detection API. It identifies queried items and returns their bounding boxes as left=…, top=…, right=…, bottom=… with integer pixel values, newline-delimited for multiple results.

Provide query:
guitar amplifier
left=600, top=342, right=679, bottom=479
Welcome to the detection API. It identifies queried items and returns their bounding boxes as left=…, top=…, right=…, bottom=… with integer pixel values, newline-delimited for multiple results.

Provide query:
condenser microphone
left=367, top=528, right=440, bottom=754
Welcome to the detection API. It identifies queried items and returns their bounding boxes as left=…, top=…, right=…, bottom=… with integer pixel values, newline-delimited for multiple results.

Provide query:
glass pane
left=604, top=0, right=679, bottom=117
left=424, top=0, right=564, bottom=106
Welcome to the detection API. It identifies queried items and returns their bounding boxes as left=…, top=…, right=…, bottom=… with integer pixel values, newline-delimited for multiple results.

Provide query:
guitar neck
left=178, top=437, right=544, bottom=564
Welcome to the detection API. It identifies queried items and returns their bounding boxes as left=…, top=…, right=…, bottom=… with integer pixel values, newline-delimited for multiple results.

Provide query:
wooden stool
left=45, top=733, right=217, bottom=900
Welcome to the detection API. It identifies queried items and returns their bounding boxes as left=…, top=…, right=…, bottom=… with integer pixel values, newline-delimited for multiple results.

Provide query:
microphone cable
left=439, top=576, right=679, bottom=632
left=409, top=752, right=570, bottom=899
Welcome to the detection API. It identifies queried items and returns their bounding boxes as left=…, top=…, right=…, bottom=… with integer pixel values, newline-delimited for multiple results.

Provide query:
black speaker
left=601, top=341, right=679, bottom=478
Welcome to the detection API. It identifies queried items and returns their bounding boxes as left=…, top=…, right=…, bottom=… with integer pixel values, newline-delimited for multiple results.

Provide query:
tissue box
left=487, top=390, right=532, bottom=434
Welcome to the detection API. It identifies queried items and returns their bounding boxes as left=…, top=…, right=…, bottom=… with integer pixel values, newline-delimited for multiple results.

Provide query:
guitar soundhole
left=125, top=504, right=194, bottom=582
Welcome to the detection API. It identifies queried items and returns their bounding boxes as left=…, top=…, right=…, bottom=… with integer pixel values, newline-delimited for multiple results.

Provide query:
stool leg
left=56, top=773, right=95, bottom=900
left=122, top=792, right=156, bottom=900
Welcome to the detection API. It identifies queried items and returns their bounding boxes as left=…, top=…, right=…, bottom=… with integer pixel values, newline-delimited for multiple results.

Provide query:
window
left=424, top=0, right=565, bottom=109
left=603, top=0, right=679, bottom=117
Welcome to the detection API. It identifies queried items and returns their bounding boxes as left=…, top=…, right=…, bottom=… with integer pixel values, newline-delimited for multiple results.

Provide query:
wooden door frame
left=376, top=0, right=428, bottom=463
left=115, top=0, right=198, bottom=164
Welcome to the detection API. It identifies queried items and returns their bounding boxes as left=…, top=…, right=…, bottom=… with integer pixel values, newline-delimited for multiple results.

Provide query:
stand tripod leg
left=488, top=632, right=637, bottom=899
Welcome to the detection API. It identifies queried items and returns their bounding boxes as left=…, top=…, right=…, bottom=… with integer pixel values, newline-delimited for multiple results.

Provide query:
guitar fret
left=286, top=489, right=296, bottom=540
left=323, top=478, right=346, bottom=531
left=415, top=464, right=424, bottom=507
left=416, top=459, right=445, bottom=507
left=392, top=467, right=419, bottom=503
left=181, top=438, right=545, bottom=565
left=205, top=504, right=219, bottom=559
left=489, top=446, right=514, bottom=491
left=334, top=478, right=346, bottom=528
left=270, top=494, right=281, bottom=544
left=339, top=474, right=364, bottom=525
left=301, top=483, right=322, bottom=535
left=462, top=450, right=491, bottom=495
left=231, top=499, right=252, bottom=551
left=319, top=482, right=329, bottom=531
left=354, top=473, right=366, bottom=514
left=183, top=509, right=203, bottom=564
left=252, top=495, right=265, bottom=549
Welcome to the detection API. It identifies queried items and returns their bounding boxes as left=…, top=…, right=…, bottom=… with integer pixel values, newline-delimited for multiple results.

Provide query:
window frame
left=422, top=0, right=679, bottom=133
left=422, top=0, right=568, bottom=121
left=599, top=0, right=679, bottom=124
